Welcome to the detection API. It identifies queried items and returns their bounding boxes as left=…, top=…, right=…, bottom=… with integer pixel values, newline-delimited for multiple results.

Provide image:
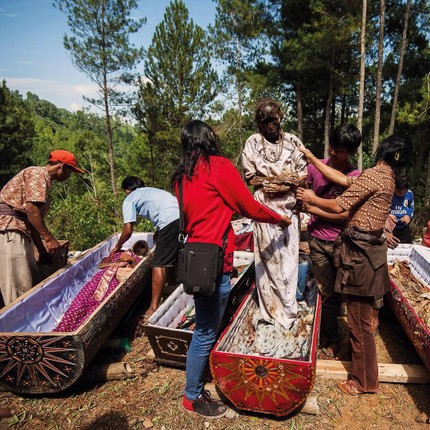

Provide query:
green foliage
left=0, top=81, right=35, bottom=186
left=134, top=0, right=219, bottom=188
left=54, top=0, right=146, bottom=192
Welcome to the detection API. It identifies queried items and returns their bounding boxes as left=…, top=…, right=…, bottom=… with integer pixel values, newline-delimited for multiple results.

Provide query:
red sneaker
left=182, top=390, right=227, bottom=419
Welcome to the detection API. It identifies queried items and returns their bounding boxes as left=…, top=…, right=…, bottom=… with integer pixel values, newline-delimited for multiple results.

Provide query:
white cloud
left=0, top=13, right=19, bottom=18
left=4, top=77, right=98, bottom=111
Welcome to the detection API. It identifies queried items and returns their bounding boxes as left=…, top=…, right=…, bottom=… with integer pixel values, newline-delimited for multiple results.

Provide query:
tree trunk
left=234, top=35, right=244, bottom=167
left=297, top=83, right=303, bottom=142
left=372, top=0, right=385, bottom=153
left=389, top=0, right=411, bottom=135
left=324, top=75, right=333, bottom=159
left=357, top=0, right=367, bottom=171
left=103, top=77, right=117, bottom=194
left=425, top=153, right=430, bottom=208
left=341, top=93, right=346, bottom=123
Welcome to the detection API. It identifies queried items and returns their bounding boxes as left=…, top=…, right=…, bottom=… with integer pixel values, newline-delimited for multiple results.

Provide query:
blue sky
left=0, top=0, right=216, bottom=112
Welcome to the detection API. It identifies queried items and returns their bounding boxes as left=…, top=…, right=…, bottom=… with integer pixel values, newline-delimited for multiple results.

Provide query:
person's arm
left=296, top=187, right=345, bottom=213
left=298, top=147, right=349, bottom=187
left=400, top=191, right=414, bottom=225
left=213, top=159, right=286, bottom=225
left=110, top=223, right=134, bottom=254
left=302, top=202, right=349, bottom=222
left=26, top=202, right=61, bottom=254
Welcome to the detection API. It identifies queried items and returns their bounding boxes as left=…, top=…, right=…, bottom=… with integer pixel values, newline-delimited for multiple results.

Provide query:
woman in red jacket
left=172, top=120, right=291, bottom=419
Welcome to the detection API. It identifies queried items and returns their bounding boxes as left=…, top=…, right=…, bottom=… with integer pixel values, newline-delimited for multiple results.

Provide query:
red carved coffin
left=210, top=283, right=321, bottom=416
left=144, top=251, right=255, bottom=367
left=387, top=244, right=430, bottom=372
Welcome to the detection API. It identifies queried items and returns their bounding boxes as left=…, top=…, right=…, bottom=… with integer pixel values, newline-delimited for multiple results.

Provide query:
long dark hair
left=171, top=120, right=222, bottom=187
left=374, top=134, right=412, bottom=170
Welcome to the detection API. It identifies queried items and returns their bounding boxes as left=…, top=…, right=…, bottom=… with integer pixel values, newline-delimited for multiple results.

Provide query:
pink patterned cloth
left=54, top=251, right=141, bottom=332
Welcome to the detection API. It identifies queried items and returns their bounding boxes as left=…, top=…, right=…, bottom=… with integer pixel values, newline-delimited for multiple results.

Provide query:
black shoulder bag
left=177, top=181, right=227, bottom=296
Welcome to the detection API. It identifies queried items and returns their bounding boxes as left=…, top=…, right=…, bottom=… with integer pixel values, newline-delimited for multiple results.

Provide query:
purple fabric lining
left=54, top=251, right=140, bottom=332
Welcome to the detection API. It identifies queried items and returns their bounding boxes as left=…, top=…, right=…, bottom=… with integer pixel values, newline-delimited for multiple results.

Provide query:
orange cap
left=48, top=150, right=85, bottom=174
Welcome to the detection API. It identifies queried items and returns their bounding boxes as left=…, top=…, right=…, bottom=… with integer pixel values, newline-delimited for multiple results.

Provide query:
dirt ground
left=1, top=298, right=429, bottom=430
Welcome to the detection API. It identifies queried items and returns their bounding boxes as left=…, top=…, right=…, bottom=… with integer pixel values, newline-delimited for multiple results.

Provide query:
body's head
left=255, top=98, right=284, bottom=143
left=329, top=124, right=362, bottom=166
left=121, top=176, right=145, bottom=194
left=172, top=120, right=221, bottom=184
left=132, top=240, right=149, bottom=256
left=394, top=175, right=410, bottom=197
left=375, top=135, right=412, bottom=170
left=47, top=149, right=85, bottom=181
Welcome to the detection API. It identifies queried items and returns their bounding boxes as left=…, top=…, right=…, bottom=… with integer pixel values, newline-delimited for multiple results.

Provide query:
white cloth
left=242, top=132, right=307, bottom=329
left=0, top=230, right=39, bottom=305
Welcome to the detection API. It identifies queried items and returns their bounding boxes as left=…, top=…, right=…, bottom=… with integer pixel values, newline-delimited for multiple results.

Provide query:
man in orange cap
left=0, top=149, right=84, bottom=306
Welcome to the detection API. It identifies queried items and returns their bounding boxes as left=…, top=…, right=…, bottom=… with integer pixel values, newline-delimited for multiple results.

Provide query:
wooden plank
left=205, top=383, right=319, bottom=415
left=317, top=359, right=430, bottom=384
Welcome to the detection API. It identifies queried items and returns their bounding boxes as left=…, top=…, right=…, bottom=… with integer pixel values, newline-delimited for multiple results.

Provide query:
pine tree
left=0, top=81, right=35, bottom=186
left=54, top=0, right=145, bottom=193
left=134, top=0, right=218, bottom=188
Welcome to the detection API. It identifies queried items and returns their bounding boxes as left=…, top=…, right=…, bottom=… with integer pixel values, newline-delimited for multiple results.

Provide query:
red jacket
left=175, top=156, right=282, bottom=272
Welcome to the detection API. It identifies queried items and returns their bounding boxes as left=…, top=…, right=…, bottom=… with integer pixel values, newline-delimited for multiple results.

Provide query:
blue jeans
left=184, top=273, right=231, bottom=400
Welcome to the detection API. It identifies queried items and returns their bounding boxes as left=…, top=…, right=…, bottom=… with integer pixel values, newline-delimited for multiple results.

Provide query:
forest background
left=1, top=0, right=429, bottom=251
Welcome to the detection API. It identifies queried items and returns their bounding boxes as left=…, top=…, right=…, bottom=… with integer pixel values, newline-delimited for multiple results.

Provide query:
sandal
left=318, top=346, right=340, bottom=361
left=337, top=380, right=364, bottom=396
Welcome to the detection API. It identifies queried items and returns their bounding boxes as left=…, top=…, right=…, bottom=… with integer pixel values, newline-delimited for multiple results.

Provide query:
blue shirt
left=390, top=189, right=414, bottom=230
left=122, top=187, right=179, bottom=231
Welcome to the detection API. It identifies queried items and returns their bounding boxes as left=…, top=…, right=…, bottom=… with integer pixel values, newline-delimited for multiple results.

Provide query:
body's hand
left=296, top=187, right=316, bottom=204
left=263, top=182, right=291, bottom=195
left=278, top=214, right=292, bottom=229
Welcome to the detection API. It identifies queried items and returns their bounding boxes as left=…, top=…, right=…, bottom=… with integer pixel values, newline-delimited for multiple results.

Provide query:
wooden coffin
left=0, top=232, right=154, bottom=394
left=144, top=251, right=255, bottom=367
left=210, top=276, right=321, bottom=417
left=387, top=244, right=430, bottom=372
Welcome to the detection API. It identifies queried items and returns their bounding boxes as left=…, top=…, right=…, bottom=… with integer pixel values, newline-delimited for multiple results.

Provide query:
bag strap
left=178, top=181, right=186, bottom=245
left=177, top=180, right=228, bottom=249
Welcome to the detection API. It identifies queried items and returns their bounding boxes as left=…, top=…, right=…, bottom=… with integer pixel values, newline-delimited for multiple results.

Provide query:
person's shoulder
left=283, top=132, right=303, bottom=148
left=24, top=165, right=44, bottom=173
left=347, top=166, right=361, bottom=177
left=209, top=155, right=233, bottom=168
left=23, top=166, right=48, bottom=179
left=244, top=133, right=260, bottom=147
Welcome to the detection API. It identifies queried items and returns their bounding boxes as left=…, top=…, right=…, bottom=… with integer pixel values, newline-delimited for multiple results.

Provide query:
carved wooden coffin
left=0, top=232, right=154, bottom=394
left=387, top=244, right=430, bottom=372
left=209, top=279, right=321, bottom=417
left=144, top=251, right=255, bottom=367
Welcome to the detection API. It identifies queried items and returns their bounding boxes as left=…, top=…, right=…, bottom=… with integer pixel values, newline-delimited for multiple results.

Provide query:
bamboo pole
left=81, top=362, right=135, bottom=383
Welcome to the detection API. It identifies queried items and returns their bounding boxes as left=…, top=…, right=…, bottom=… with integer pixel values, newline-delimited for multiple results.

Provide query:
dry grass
left=0, top=306, right=429, bottom=430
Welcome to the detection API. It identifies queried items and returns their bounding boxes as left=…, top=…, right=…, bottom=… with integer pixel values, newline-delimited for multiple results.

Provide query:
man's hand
left=298, top=147, right=318, bottom=165
left=296, top=187, right=316, bottom=204
left=110, top=244, right=122, bottom=255
left=44, top=236, right=62, bottom=254
left=385, top=231, right=400, bottom=249
left=400, top=215, right=411, bottom=225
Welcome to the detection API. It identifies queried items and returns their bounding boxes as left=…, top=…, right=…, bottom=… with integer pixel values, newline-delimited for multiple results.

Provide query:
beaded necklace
left=260, top=131, right=284, bottom=163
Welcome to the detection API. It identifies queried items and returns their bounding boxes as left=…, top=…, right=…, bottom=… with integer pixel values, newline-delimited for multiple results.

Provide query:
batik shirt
left=336, top=163, right=395, bottom=231
left=0, top=166, right=51, bottom=238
